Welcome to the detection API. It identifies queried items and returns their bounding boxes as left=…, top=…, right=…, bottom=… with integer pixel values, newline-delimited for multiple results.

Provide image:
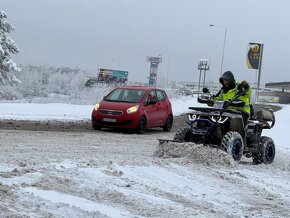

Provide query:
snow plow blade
left=158, top=139, right=180, bottom=145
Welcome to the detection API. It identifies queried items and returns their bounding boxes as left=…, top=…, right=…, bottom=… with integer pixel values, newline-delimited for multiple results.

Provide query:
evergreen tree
left=0, top=11, right=21, bottom=86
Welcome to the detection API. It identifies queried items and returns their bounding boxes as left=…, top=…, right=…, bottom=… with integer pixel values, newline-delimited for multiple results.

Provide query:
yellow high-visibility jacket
left=213, top=81, right=252, bottom=115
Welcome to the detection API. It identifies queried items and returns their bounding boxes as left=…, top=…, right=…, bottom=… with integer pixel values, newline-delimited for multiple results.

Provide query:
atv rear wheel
left=221, top=131, right=244, bottom=161
left=163, top=115, right=173, bottom=132
left=252, top=136, right=275, bottom=164
left=174, top=127, right=192, bottom=142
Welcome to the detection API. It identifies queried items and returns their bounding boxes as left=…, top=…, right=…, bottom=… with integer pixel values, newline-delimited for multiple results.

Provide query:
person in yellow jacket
left=213, top=71, right=252, bottom=125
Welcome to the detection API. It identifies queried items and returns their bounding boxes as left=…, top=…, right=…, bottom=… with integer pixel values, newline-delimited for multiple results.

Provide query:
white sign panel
left=198, top=59, right=210, bottom=70
left=147, top=56, right=162, bottom=63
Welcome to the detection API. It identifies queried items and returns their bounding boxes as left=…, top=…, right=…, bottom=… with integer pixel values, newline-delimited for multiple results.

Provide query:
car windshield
left=105, top=88, right=145, bottom=103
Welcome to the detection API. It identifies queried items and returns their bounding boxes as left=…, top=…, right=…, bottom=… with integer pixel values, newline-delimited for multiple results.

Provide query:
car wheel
left=92, top=123, right=101, bottom=130
left=136, top=116, right=146, bottom=134
left=163, top=115, right=173, bottom=132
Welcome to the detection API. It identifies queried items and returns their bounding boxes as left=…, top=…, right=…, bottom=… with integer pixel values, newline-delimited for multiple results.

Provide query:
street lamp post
left=210, top=24, right=227, bottom=80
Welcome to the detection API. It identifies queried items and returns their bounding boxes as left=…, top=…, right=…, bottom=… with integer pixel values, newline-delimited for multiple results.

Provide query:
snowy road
left=0, top=118, right=290, bottom=217
left=0, top=101, right=289, bottom=217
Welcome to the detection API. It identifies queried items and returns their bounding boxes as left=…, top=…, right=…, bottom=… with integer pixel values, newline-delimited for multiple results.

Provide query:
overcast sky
left=1, top=0, right=290, bottom=84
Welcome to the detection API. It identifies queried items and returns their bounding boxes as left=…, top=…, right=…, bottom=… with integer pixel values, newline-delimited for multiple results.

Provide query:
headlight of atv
left=94, top=103, right=100, bottom=111
left=210, top=116, right=229, bottom=124
left=127, top=105, right=139, bottom=114
left=188, top=114, right=199, bottom=121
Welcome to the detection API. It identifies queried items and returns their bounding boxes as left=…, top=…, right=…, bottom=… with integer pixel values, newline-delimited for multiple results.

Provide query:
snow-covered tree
left=0, top=11, right=21, bottom=86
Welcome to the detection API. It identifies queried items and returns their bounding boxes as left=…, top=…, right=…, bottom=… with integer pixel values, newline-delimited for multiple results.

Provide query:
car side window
left=156, top=90, right=165, bottom=102
left=145, top=91, right=157, bottom=105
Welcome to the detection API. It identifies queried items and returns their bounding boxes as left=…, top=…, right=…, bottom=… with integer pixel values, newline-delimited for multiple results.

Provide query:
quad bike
left=160, top=89, right=276, bottom=164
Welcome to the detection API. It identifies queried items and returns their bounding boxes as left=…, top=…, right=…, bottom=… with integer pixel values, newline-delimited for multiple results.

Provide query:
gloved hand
left=202, top=87, right=209, bottom=93
left=237, top=80, right=250, bottom=91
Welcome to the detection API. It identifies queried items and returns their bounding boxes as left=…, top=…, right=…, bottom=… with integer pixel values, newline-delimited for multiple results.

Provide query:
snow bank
left=154, top=142, right=237, bottom=167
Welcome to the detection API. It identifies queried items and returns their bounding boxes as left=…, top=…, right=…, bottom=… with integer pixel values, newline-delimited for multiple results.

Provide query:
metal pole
left=210, top=24, right=227, bottom=88
left=198, top=69, right=202, bottom=97
left=255, top=69, right=258, bottom=103
left=220, top=27, right=227, bottom=78
left=256, top=44, right=264, bottom=103
left=202, top=69, right=206, bottom=88
left=167, top=56, right=170, bottom=87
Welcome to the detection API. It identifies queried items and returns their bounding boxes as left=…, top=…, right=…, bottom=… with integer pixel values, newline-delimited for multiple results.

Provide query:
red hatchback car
left=91, top=86, right=173, bottom=133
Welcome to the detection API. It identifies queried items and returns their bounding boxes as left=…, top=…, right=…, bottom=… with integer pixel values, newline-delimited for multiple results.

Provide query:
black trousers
left=240, top=111, right=249, bottom=127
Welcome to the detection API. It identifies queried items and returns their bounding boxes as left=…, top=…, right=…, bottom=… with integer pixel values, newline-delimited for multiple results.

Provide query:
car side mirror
left=150, top=98, right=157, bottom=104
left=146, top=98, right=157, bottom=105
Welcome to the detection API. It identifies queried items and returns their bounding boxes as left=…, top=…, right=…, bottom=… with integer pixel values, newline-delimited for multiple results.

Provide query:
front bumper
left=91, top=111, right=139, bottom=129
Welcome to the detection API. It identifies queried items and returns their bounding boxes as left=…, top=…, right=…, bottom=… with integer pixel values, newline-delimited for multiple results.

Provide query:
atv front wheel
left=221, top=131, right=244, bottom=161
left=174, top=127, right=192, bottom=142
left=252, top=136, right=275, bottom=164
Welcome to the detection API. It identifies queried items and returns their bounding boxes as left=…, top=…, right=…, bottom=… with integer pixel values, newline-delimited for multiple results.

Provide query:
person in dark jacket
left=213, top=71, right=251, bottom=125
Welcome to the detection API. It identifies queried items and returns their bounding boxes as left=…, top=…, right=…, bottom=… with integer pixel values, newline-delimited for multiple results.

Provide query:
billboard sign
left=247, top=43, right=262, bottom=69
left=198, top=59, right=210, bottom=70
left=98, top=69, right=128, bottom=84
left=146, top=56, right=162, bottom=63
left=149, top=62, right=158, bottom=87
left=147, top=56, right=162, bottom=87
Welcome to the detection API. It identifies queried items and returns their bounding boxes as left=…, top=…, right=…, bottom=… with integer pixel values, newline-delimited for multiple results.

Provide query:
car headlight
left=94, top=103, right=100, bottom=111
left=127, top=105, right=139, bottom=114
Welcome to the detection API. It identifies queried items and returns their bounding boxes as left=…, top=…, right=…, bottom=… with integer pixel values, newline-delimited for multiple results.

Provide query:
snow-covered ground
left=0, top=96, right=198, bottom=121
left=0, top=96, right=290, bottom=217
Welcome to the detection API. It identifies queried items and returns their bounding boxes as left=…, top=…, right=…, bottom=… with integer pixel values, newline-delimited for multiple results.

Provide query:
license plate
left=102, top=118, right=116, bottom=122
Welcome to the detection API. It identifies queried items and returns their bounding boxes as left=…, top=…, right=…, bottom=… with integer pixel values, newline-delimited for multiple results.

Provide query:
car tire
left=221, top=131, right=244, bottom=161
left=163, top=115, right=173, bottom=132
left=136, top=116, right=146, bottom=134
left=92, top=124, right=101, bottom=130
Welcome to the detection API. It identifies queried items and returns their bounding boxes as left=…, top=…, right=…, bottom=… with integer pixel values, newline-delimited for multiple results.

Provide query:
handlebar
left=197, top=96, right=214, bottom=105
left=197, top=89, right=247, bottom=115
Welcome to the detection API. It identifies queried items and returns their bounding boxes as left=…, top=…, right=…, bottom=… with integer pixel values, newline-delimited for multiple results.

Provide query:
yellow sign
left=247, top=43, right=262, bottom=69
